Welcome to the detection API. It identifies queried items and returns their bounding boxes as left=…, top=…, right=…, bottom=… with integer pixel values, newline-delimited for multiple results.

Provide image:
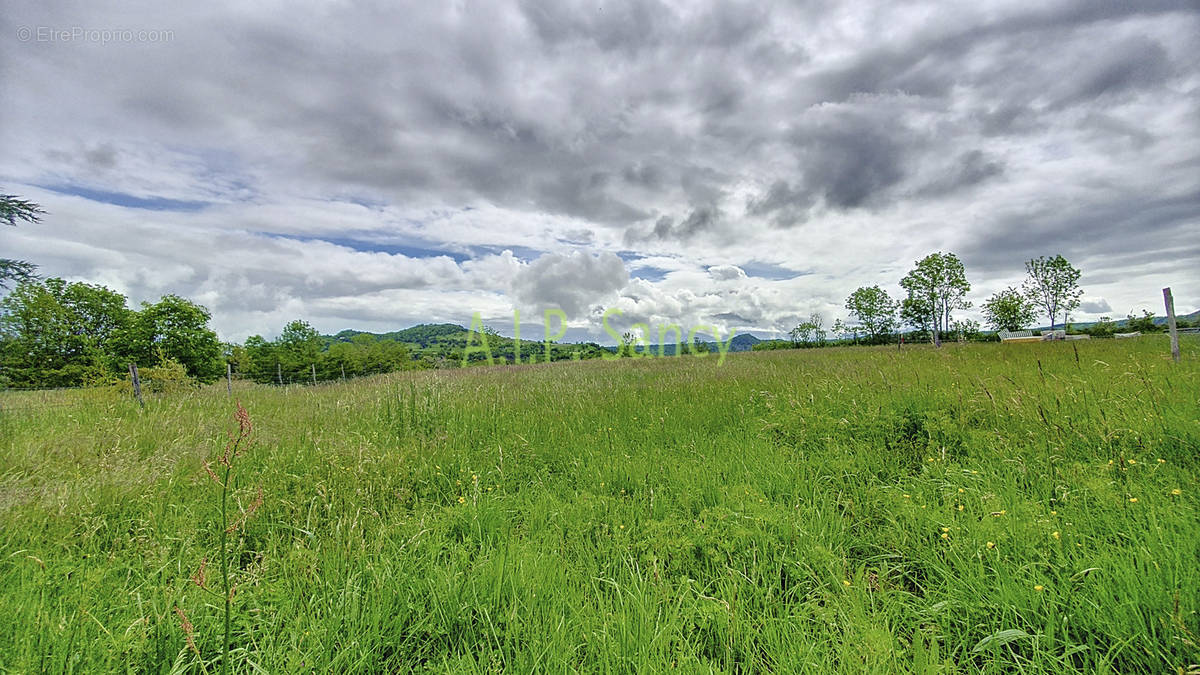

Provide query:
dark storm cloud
left=958, top=189, right=1200, bottom=276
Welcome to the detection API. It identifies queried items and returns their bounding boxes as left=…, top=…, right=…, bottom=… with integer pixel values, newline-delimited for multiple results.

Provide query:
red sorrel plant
left=178, top=402, right=261, bottom=674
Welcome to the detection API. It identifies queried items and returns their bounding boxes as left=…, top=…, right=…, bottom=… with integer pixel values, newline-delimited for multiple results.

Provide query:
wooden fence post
left=226, top=362, right=233, bottom=396
left=1163, top=287, right=1180, bottom=362
left=311, top=363, right=317, bottom=385
left=277, top=362, right=282, bottom=386
left=128, top=363, right=144, bottom=408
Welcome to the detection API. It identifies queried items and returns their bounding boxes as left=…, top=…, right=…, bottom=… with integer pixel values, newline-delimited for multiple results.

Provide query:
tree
left=0, top=278, right=132, bottom=386
left=1023, top=255, right=1081, bottom=331
left=844, top=286, right=897, bottom=343
left=950, top=318, right=982, bottom=342
left=982, top=286, right=1037, bottom=332
left=899, top=252, right=971, bottom=347
left=126, top=295, right=223, bottom=382
left=790, top=313, right=826, bottom=346
left=1, top=193, right=46, bottom=289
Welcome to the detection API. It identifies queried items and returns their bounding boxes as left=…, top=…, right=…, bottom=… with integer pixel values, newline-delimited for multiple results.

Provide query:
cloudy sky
left=3, top=0, right=1198, bottom=342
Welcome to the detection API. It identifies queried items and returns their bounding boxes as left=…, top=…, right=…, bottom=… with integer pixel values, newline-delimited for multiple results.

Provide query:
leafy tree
left=1023, top=255, right=1082, bottom=330
left=1085, top=316, right=1116, bottom=338
left=950, top=319, right=982, bottom=342
left=0, top=278, right=132, bottom=386
left=790, top=313, right=827, bottom=347
left=982, top=286, right=1037, bottom=332
left=277, top=319, right=322, bottom=379
left=899, top=252, right=971, bottom=347
left=1, top=193, right=46, bottom=289
left=844, top=286, right=897, bottom=343
left=126, top=295, right=223, bottom=382
left=1125, top=310, right=1159, bottom=333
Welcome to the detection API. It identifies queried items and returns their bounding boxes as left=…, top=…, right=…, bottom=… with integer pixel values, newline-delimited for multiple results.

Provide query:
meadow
left=1, top=338, right=1197, bottom=673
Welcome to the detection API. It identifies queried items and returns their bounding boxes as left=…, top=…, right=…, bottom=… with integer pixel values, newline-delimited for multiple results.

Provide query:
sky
left=3, top=0, right=1198, bottom=343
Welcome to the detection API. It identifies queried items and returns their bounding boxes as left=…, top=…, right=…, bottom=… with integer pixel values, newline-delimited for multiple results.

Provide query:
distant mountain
left=727, top=333, right=762, bottom=352
left=328, top=323, right=467, bottom=347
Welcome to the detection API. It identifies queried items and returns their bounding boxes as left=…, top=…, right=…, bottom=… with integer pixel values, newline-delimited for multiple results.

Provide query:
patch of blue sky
left=739, top=260, right=810, bottom=280
left=40, top=183, right=209, bottom=211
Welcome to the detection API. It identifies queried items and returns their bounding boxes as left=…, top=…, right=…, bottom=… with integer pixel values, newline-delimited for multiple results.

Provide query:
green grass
left=1, top=338, right=1198, bottom=673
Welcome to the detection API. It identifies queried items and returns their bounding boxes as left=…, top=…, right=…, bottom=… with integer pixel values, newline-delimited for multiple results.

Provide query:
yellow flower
left=957, top=504, right=964, bottom=511
left=1128, top=497, right=1138, bottom=503
left=958, top=488, right=964, bottom=493
left=1051, top=531, right=1060, bottom=540
left=457, top=496, right=466, bottom=504
left=941, top=527, right=949, bottom=533
left=842, top=579, right=852, bottom=587
left=1127, top=459, right=1136, bottom=465
left=927, top=457, right=935, bottom=463
left=1034, top=585, right=1045, bottom=592
left=986, top=541, right=995, bottom=549
left=1107, top=460, right=1114, bottom=465
left=1171, top=489, right=1182, bottom=496
left=1050, top=510, right=1057, bottom=515
left=618, top=524, right=624, bottom=530
left=1157, top=458, right=1165, bottom=464
left=941, top=532, right=949, bottom=539
left=902, top=494, right=911, bottom=499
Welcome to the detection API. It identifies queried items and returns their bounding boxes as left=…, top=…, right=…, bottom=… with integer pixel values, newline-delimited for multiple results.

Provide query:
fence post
left=226, top=362, right=233, bottom=396
left=311, top=363, right=317, bottom=385
left=128, top=363, right=144, bottom=408
left=277, top=362, right=282, bottom=386
left=340, top=364, right=346, bottom=382
left=1163, top=287, right=1180, bottom=362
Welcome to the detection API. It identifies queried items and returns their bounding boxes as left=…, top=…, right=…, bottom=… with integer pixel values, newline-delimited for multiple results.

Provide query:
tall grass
left=0, top=338, right=1197, bottom=672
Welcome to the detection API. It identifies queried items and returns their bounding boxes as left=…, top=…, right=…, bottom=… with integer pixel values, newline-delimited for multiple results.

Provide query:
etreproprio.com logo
left=16, top=26, right=175, bottom=44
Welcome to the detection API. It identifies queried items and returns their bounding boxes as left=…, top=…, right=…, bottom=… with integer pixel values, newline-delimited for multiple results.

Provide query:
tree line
left=785, top=251, right=1187, bottom=349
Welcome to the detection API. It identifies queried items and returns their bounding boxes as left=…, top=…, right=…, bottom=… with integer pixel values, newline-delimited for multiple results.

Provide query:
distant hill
left=328, top=323, right=467, bottom=348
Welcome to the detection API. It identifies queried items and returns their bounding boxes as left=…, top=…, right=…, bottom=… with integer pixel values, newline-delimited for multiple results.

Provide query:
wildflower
left=958, top=488, right=964, bottom=494
left=457, top=496, right=466, bottom=504
left=1107, top=460, right=1114, bottom=465
left=842, top=580, right=852, bottom=587
left=1127, top=459, right=1136, bottom=465
left=1052, top=531, right=1060, bottom=540
left=902, top=494, right=911, bottom=499
left=941, top=527, right=949, bottom=533
left=1157, top=458, right=1165, bottom=464
left=1050, top=510, right=1057, bottom=515
left=986, top=541, right=995, bottom=549
left=1128, top=497, right=1138, bottom=503
left=941, top=533, right=949, bottom=540
left=957, top=504, right=964, bottom=511
left=1034, top=585, right=1045, bottom=592
left=618, top=524, right=624, bottom=530
left=927, top=457, right=935, bottom=463
left=1171, top=489, right=1182, bottom=496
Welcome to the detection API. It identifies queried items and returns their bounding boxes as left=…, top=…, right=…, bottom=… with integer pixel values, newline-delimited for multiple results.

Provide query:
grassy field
left=1, top=338, right=1197, bottom=673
